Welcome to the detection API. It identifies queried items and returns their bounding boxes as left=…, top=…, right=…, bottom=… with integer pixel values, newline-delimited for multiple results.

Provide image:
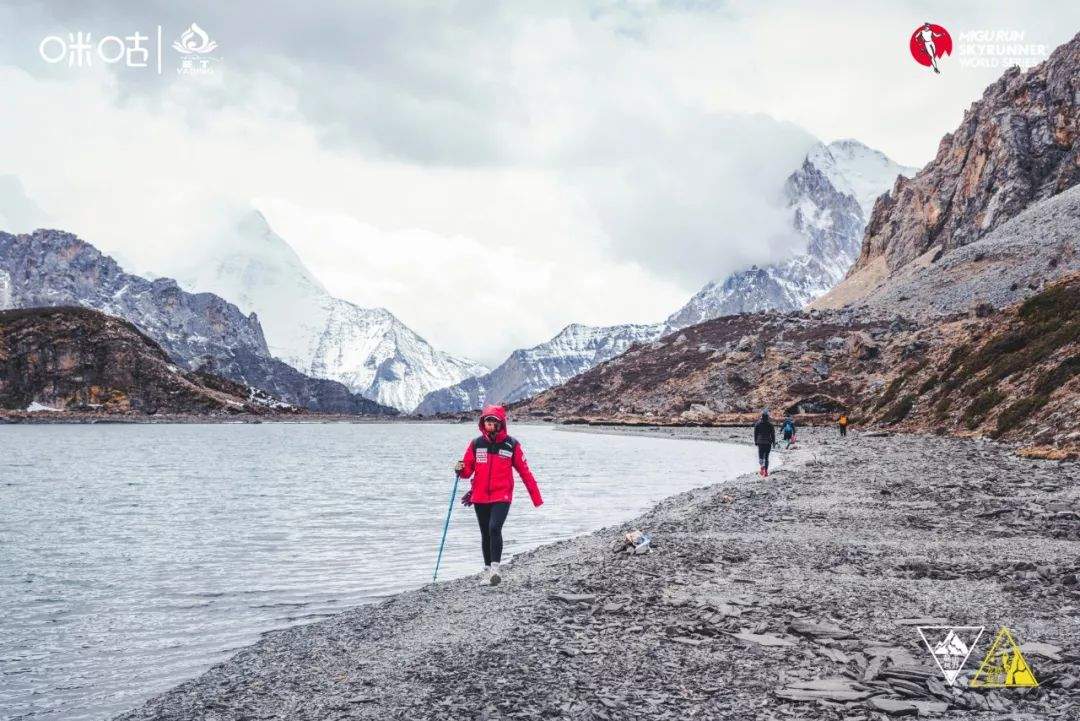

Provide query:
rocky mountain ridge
left=0, top=306, right=296, bottom=416
left=516, top=33, right=1080, bottom=452
left=416, top=322, right=663, bottom=415
left=818, top=31, right=1080, bottom=309
left=516, top=274, right=1080, bottom=451
left=0, top=229, right=395, bottom=415
left=823, top=185, right=1080, bottom=319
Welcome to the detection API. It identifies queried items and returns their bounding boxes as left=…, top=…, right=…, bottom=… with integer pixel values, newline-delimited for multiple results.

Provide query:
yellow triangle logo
left=969, top=627, right=1039, bottom=688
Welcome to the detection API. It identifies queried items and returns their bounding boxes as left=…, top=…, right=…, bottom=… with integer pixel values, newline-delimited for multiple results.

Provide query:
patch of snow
left=247, top=386, right=295, bottom=410
left=0, top=269, right=12, bottom=309
left=25, top=401, right=62, bottom=412
left=812, top=139, right=918, bottom=219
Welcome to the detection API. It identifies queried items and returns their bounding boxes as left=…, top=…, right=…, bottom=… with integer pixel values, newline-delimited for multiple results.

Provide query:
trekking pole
left=433, top=473, right=461, bottom=582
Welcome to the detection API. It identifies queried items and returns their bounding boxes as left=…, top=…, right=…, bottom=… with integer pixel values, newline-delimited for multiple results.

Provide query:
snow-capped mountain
left=0, top=228, right=394, bottom=415
left=303, top=300, right=488, bottom=412
left=809, top=139, right=917, bottom=219
left=416, top=322, right=664, bottom=414
left=421, top=139, right=916, bottom=414
left=665, top=140, right=917, bottom=327
left=176, top=211, right=487, bottom=411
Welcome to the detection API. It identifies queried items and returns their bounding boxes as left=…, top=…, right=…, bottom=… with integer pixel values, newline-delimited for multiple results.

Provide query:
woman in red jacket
left=454, top=405, right=543, bottom=586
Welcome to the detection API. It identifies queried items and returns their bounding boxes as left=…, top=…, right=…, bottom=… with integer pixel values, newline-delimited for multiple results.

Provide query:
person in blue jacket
left=781, top=416, right=796, bottom=449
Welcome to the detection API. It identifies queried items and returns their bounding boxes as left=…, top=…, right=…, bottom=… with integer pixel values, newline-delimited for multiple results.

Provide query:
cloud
left=565, top=113, right=814, bottom=285
left=0, top=175, right=51, bottom=233
left=254, top=198, right=687, bottom=367
left=2, top=1, right=1078, bottom=364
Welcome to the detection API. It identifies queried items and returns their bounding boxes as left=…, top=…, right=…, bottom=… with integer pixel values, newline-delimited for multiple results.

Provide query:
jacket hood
left=478, top=404, right=509, bottom=441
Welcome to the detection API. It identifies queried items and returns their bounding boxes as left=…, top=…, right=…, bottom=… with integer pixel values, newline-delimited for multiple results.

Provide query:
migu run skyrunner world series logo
left=909, top=22, right=952, bottom=74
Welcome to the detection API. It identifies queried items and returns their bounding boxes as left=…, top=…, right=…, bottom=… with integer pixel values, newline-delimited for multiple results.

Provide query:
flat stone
left=732, top=632, right=796, bottom=647
left=818, top=646, right=851, bottom=664
left=1020, top=642, right=1062, bottom=661
left=894, top=618, right=947, bottom=626
left=865, top=645, right=919, bottom=666
left=789, top=618, right=853, bottom=638
left=926, top=677, right=949, bottom=699
left=670, top=636, right=703, bottom=646
left=712, top=603, right=742, bottom=618
left=863, top=655, right=883, bottom=682
left=911, top=700, right=949, bottom=715
left=550, top=593, right=596, bottom=603
left=776, top=678, right=873, bottom=702
left=868, top=696, right=919, bottom=714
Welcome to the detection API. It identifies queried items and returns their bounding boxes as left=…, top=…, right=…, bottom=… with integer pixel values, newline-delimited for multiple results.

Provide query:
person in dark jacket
left=753, top=410, right=776, bottom=476
left=454, top=405, right=543, bottom=586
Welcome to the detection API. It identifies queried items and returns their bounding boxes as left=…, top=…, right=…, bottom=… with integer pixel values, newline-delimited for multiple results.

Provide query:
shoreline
left=115, top=426, right=1078, bottom=720
left=0, top=412, right=468, bottom=425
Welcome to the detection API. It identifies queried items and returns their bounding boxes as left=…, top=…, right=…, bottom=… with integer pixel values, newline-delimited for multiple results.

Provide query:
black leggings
left=474, top=502, right=510, bottom=565
left=757, top=443, right=771, bottom=470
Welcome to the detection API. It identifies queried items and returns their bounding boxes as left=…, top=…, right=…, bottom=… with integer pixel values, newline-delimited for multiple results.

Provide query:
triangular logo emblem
left=917, top=626, right=984, bottom=685
left=969, top=627, right=1039, bottom=687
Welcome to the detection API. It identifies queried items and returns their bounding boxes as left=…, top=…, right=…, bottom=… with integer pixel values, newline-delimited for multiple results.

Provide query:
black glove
left=460, top=490, right=473, bottom=507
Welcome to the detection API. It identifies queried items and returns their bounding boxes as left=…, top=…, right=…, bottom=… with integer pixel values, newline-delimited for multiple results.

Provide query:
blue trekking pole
left=433, top=473, right=461, bottom=582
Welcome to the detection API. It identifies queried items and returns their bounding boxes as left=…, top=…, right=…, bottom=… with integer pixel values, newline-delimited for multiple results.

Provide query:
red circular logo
left=909, top=23, right=952, bottom=69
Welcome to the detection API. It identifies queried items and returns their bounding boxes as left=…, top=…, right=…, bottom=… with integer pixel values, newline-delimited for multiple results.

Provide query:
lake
left=0, top=422, right=768, bottom=720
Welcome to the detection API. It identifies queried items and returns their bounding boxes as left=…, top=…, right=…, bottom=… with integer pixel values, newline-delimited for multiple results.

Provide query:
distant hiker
left=753, top=410, right=776, bottom=477
left=839, top=413, right=849, bottom=437
left=454, top=405, right=543, bottom=587
left=781, top=416, right=796, bottom=449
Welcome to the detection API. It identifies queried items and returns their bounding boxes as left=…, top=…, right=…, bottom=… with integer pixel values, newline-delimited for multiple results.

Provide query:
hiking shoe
left=477, top=568, right=491, bottom=586
left=759, top=466, right=765, bottom=477
left=763, top=468, right=769, bottom=477
left=489, top=569, right=502, bottom=586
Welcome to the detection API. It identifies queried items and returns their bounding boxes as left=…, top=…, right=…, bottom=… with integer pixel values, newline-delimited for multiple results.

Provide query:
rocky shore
left=116, top=427, right=1078, bottom=721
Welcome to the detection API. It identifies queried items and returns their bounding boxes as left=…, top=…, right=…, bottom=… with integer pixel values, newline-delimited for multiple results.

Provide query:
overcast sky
left=1, top=1, right=1077, bottom=366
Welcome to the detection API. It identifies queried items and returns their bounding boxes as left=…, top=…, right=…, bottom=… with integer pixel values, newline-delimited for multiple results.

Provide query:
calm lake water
left=0, top=423, right=769, bottom=720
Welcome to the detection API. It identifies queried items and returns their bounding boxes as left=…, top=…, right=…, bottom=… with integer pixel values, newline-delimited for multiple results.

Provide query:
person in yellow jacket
left=838, top=413, right=849, bottom=437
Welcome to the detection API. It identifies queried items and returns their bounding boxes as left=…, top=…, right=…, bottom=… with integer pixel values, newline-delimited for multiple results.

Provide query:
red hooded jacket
left=459, top=405, right=543, bottom=506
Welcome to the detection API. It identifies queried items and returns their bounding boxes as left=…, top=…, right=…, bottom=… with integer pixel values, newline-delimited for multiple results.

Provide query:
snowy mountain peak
left=808, top=139, right=918, bottom=218
left=665, top=138, right=917, bottom=329
left=416, top=320, right=663, bottom=414
left=421, top=137, right=918, bottom=414
left=176, top=209, right=486, bottom=412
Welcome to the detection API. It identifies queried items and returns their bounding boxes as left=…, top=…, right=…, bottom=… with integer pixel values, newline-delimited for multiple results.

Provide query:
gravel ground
left=115, top=427, right=1079, bottom=721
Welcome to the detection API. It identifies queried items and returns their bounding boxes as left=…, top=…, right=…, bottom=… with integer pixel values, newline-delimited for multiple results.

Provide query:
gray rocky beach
left=116, top=427, right=1079, bottom=720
